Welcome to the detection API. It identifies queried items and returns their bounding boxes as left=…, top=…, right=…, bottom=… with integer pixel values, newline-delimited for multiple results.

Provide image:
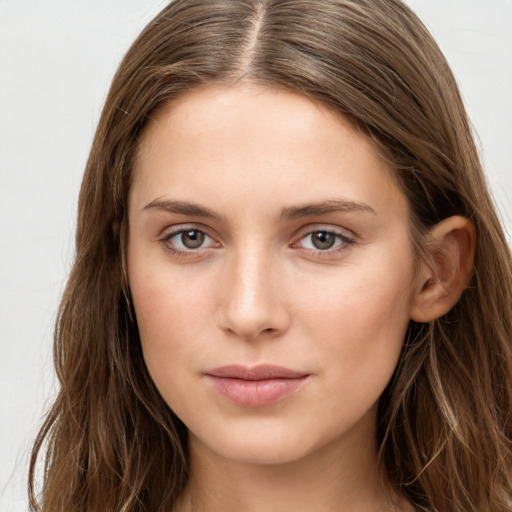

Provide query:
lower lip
left=206, top=375, right=309, bottom=407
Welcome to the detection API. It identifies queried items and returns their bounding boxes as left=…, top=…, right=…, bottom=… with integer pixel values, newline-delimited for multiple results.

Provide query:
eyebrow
left=143, top=198, right=225, bottom=221
left=143, top=197, right=377, bottom=221
left=279, top=199, right=377, bottom=220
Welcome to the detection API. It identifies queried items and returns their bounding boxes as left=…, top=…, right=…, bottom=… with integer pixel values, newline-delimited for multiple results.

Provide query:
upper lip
left=206, top=364, right=309, bottom=381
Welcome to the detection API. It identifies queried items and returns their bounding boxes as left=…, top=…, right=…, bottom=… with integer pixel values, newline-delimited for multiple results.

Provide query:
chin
left=188, top=416, right=345, bottom=467
left=203, top=438, right=314, bottom=466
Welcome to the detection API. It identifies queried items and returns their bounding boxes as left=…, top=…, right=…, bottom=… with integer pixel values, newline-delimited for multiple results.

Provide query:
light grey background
left=1, top=1, right=511, bottom=510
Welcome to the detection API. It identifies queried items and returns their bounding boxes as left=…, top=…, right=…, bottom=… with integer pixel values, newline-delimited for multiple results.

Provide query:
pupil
left=182, top=230, right=204, bottom=249
left=312, top=231, right=335, bottom=250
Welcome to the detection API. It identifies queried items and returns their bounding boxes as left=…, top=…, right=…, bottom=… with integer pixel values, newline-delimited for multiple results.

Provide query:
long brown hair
left=29, top=1, right=512, bottom=510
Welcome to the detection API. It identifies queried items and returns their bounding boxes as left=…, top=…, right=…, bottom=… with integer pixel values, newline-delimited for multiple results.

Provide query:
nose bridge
left=219, top=242, right=288, bottom=339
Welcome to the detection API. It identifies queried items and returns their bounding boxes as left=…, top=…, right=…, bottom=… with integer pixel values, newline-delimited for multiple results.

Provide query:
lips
left=205, top=364, right=310, bottom=407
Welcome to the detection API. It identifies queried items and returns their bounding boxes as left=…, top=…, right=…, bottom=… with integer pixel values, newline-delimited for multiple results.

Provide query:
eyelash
left=159, top=225, right=356, bottom=259
left=160, top=225, right=219, bottom=258
left=292, top=229, right=356, bottom=256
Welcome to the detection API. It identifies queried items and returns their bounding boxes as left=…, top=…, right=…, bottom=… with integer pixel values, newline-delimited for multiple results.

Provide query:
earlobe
left=410, top=216, right=476, bottom=323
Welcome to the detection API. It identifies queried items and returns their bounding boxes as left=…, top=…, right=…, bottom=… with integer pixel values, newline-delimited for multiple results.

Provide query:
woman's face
left=127, top=83, right=421, bottom=466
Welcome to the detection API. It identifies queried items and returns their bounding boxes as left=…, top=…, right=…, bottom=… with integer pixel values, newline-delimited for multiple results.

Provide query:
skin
left=127, top=83, right=420, bottom=511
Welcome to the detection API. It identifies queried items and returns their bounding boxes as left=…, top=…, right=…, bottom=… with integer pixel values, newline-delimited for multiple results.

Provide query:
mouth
left=205, top=364, right=310, bottom=408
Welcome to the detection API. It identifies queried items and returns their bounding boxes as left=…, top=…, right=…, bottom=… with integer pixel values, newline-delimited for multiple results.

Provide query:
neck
left=174, top=418, right=409, bottom=512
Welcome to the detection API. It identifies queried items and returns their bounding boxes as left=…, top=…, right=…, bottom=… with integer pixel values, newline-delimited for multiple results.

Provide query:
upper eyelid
left=160, top=223, right=216, bottom=238
left=293, top=224, right=356, bottom=240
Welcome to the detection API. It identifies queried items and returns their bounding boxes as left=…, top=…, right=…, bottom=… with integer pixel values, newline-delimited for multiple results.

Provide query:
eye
left=303, top=231, right=338, bottom=250
left=161, top=227, right=218, bottom=253
left=296, top=229, right=355, bottom=252
left=177, top=229, right=206, bottom=249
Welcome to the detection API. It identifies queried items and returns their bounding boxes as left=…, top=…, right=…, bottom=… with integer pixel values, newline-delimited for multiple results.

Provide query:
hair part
left=30, top=1, right=512, bottom=511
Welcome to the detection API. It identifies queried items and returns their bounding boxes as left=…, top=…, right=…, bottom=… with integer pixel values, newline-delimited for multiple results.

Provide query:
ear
left=410, top=216, right=476, bottom=322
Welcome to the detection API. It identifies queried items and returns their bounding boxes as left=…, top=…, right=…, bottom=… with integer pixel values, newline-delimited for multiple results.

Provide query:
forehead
left=138, top=83, right=372, bottom=160
left=131, top=83, right=408, bottom=222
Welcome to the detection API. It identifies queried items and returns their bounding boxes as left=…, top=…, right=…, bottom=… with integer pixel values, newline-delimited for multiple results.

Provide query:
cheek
left=298, top=253, right=415, bottom=399
left=127, top=253, right=216, bottom=381
left=302, top=252, right=414, bottom=335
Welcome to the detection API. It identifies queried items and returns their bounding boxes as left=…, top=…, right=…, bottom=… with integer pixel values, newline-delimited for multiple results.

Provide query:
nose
left=217, top=248, right=291, bottom=340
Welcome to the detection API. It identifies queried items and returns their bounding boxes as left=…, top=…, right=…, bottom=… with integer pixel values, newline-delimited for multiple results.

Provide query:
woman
left=29, top=0, right=512, bottom=511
